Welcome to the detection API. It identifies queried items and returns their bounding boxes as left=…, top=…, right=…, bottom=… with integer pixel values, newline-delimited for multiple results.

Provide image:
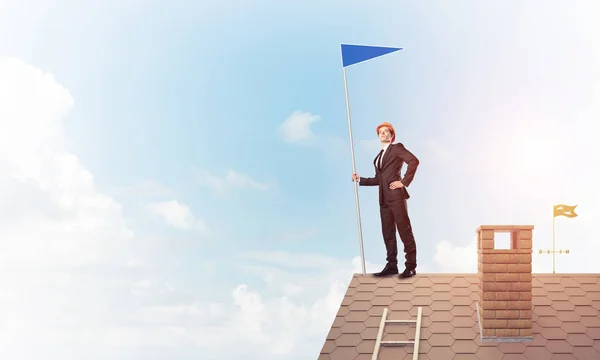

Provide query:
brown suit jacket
left=359, top=142, right=420, bottom=205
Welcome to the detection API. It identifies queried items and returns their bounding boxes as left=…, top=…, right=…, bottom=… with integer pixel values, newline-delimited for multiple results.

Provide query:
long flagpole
left=552, top=207, right=556, bottom=274
left=342, top=66, right=367, bottom=276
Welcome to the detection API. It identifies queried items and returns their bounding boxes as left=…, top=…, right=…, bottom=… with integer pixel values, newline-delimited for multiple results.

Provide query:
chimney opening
left=494, top=232, right=511, bottom=249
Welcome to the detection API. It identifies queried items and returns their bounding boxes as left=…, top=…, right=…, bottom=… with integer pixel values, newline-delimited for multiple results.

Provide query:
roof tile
left=541, top=327, right=568, bottom=340
left=391, top=290, right=412, bottom=301
left=451, top=339, right=479, bottom=354
left=356, top=340, right=375, bottom=354
left=411, top=296, right=433, bottom=306
left=335, top=334, right=362, bottom=347
left=366, top=306, right=385, bottom=316
left=353, top=292, right=374, bottom=301
left=376, top=346, right=405, bottom=359
left=549, top=354, right=578, bottom=359
left=353, top=355, right=371, bottom=360
left=388, top=300, right=412, bottom=311
left=546, top=283, right=566, bottom=292
left=321, top=340, right=336, bottom=354
left=345, top=311, right=368, bottom=322
left=474, top=346, right=504, bottom=360
left=523, top=346, right=553, bottom=360
left=413, top=277, right=434, bottom=288
left=572, top=346, right=600, bottom=360
left=450, top=316, right=473, bottom=327
left=359, top=327, right=378, bottom=340
left=503, top=354, right=525, bottom=360
left=569, top=296, right=593, bottom=306
left=429, top=321, right=453, bottom=334
left=337, top=306, right=350, bottom=317
left=412, top=287, right=433, bottom=296
left=385, top=324, right=411, bottom=335
left=430, top=310, right=453, bottom=322
left=497, top=342, right=526, bottom=354
left=432, top=283, right=452, bottom=292
left=561, top=321, right=587, bottom=334
left=428, top=333, right=455, bottom=346
left=564, top=287, right=586, bottom=296
left=341, top=296, right=353, bottom=306
left=373, top=287, right=394, bottom=296
left=573, top=306, right=598, bottom=317
left=537, top=316, right=562, bottom=328
left=453, top=296, right=474, bottom=306
left=556, top=311, right=581, bottom=323
left=552, top=301, right=575, bottom=311
left=534, top=305, right=557, bottom=317
left=330, top=346, right=358, bottom=360
left=587, top=327, right=600, bottom=340
left=430, top=275, right=453, bottom=284
left=430, top=290, right=452, bottom=301
left=545, top=340, right=574, bottom=354
left=560, top=278, right=581, bottom=287
left=355, top=283, right=376, bottom=292
left=326, top=327, right=341, bottom=340
left=427, top=346, right=455, bottom=359
left=450, top=277, right=471, bottom=288
left=430, top=300, right=453, bottom=311
left=340, top=322, right=365, bottom=334
left=451, top=327, right=478, bottom=340
left=371, top=296, right=392, bottom=306
left=566, top=333, right=594, bottom=347
left=451, top=305, right=474, bottom=317
left=546, top=290, right=571, bottom=302
left=349, top=301, right=371, bottom=311
left=580, top=316, right=600, bottom=328
left=451, top=287, right=472, bottom=297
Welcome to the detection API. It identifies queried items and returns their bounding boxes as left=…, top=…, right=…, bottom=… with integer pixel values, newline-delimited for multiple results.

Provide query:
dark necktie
left=377, top=150, right=384, bottom=170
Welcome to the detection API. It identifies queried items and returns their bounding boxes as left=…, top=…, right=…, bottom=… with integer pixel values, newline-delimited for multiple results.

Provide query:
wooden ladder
left=371, top=307, right=423, bottom=360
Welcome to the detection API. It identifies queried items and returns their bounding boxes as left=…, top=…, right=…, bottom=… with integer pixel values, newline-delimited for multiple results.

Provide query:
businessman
left=352, top=122, right=420, bottom=278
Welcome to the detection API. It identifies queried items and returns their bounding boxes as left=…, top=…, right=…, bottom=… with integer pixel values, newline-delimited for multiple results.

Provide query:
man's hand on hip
left=389, top=181, right=404, bottom=189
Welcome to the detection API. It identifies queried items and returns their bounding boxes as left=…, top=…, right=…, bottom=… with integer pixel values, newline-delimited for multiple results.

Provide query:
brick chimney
left=476, top=225, right=534, bottom=342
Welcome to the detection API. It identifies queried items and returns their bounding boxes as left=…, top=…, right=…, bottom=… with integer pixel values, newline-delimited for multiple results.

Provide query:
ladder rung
left=381, top=340, right=414, bottom=345
left=386, top=319, right=417, bottom=323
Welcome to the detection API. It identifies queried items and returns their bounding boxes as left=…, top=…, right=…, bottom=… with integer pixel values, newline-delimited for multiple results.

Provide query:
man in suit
left=351, top=122, right=420, bottom=278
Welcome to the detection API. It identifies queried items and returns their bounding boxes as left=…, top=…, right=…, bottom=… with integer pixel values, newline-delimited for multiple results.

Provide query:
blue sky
left=1, top=0, right=599, bottom=359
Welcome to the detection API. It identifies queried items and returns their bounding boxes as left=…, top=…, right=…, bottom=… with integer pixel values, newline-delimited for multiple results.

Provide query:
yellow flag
left=553, top=204, right=578, bottom=218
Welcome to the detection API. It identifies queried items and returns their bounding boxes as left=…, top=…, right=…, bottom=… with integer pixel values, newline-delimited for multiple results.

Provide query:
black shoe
left=373, top=264, right=399, bottom=277
left=399, top=268, right=416, bottom=278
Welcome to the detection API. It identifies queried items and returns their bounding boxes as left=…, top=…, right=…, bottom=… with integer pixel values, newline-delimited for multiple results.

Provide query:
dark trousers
left=380, top=199, right=417, bottom=270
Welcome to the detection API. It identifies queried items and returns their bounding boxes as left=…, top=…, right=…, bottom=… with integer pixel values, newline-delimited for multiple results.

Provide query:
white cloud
left=0, top=58, right=133, bottom=269
left=433, top=236, right=478, bottom=273
left=277, top=111, right=349, bottom=160
left=113, top=180, right=174, bottom=199
left=193, top=167, right=274, bottom=197
left=0, top=58, right=210, bottom=359
left=277, top=111, right=319, bottom=144
left=128, top=253, right=369, bottom=359
left=145, top=200, right=208, bottom=231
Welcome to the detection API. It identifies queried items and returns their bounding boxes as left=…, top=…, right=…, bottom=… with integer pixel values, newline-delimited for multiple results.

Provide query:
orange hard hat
left=376, top=122, right=395, bottom=143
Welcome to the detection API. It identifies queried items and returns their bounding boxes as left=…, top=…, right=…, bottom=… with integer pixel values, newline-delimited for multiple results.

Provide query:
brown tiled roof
left=318, top=274, right=600, bottom=360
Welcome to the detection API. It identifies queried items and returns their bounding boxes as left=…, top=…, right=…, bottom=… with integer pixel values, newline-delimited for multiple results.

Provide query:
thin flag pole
left=552, top=206, right=556, bottom=274
left=342, top=66, right=367, bottom=276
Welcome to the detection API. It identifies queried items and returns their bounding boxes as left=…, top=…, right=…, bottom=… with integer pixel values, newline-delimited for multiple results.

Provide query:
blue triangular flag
left=341, top=44, right=403, bottom=67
